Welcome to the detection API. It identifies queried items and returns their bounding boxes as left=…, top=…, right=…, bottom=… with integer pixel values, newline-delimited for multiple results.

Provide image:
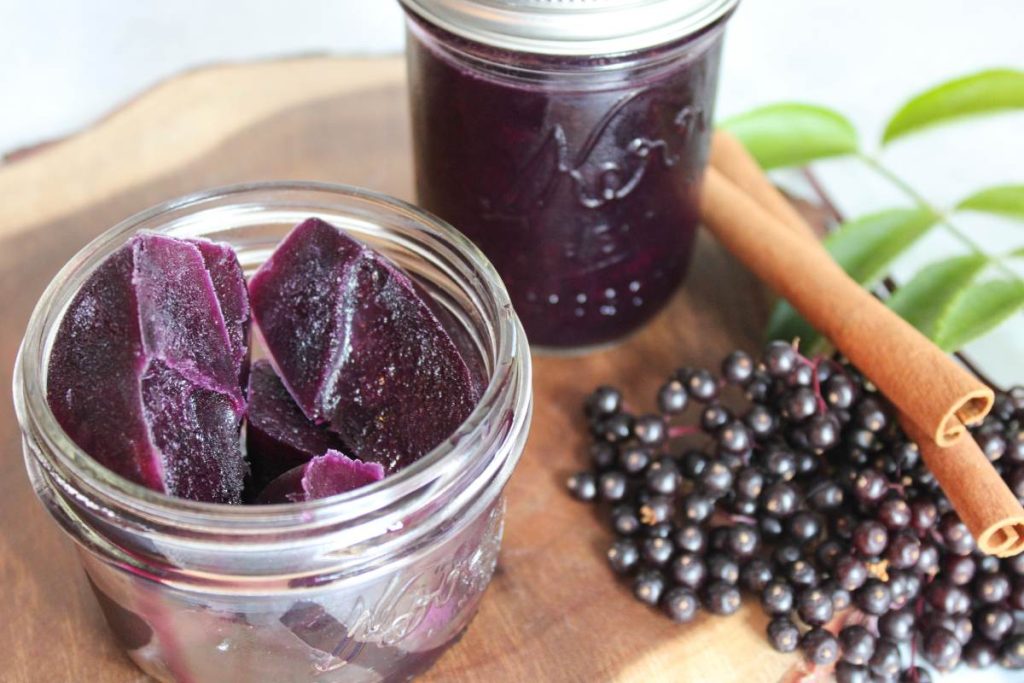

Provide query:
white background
left=0, top=2, right=1022, bottom=679
left=0, top=0, right=1021, bottom=380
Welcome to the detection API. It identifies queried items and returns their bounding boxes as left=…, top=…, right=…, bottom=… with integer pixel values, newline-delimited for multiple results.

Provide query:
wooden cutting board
left=0, top=57, right=803, bottom=683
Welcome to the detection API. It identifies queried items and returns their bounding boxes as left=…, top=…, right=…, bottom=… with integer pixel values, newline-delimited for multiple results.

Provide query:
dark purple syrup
left=406, top=19, right=725, bottom=348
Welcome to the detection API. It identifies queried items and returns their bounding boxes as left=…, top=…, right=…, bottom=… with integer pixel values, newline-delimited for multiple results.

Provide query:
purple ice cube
left=255, top=450, right=384, bottom=504
left=47, top=234, right=249, bottom=503
left=245, top=359, right=347, bottom=489
left=249, top=218, right=480, bottom=472
left=191, top=238, right=251, bottom=387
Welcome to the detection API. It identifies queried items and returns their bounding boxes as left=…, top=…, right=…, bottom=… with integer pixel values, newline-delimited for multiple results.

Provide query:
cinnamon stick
left=704, top=130, right=1023, bottom=556
left=699, top=164, right=992, bottom=445
left=902, top=418, right=1024, bottom=557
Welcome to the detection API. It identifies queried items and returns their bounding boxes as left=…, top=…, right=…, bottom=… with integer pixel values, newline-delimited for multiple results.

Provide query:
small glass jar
left=13, top=183, right=532, bottom=682
left=400, top=0, right=738, bottom=350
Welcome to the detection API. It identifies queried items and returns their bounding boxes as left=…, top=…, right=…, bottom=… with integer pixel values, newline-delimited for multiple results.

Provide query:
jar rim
left=399, top=0, right=738, bottom=56
left=14, top=181, right=531, bottom=538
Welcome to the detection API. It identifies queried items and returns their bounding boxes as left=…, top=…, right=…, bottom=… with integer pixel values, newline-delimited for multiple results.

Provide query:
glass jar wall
left=401, top=0, right=738, bottom=349
left=14, top=183, right=532, bottom=682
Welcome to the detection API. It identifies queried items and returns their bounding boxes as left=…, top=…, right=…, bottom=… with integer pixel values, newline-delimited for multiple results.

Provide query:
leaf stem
left=803, top=166, right=1003, bottom=391
left=857, top=153, right=1021, bottom=282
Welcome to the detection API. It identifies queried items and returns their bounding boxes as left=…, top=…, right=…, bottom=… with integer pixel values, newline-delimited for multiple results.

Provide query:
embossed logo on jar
left=299, top=499, right=506, bottom=671
left=482, top=90, right=705, bottom=218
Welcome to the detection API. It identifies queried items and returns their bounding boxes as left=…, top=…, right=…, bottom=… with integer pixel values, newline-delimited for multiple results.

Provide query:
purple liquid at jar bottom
left=407, top=20, right=724, bottom=348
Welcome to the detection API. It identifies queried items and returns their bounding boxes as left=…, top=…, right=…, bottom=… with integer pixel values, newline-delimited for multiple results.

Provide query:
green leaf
left=824, top=207, right=941, bottom=284
left=933, top=278, right=1024, bottom=351
left=883, top=69, right=1024, bottom=144
left=765, top=207, right=940, bottom=345
left=956, top=184, right=1024, bottom=221
left=885, top=255, right=990, bottom=337
left=720, top=103, right=859, bottom=170
left=1012, top=246, right=1024, bottom=259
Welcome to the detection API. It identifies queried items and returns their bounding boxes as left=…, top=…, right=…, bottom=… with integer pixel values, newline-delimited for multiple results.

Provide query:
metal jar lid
left=399, top=0, right=739, bottom=56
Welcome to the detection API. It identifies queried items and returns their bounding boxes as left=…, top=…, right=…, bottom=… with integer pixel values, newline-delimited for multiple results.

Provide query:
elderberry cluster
left=567, top=341, right=1024, bottom=681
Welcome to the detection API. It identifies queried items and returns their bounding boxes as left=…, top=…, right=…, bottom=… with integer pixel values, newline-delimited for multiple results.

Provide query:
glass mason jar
left=13, top=183, right=532, bottom=683
left=400, top=0, right=739, bottom=350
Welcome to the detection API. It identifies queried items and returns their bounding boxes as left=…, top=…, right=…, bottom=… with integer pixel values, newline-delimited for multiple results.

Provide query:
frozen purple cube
left=47, top=234, right=250, bottom=503
left=249, top=218, right=480, bottom=471
left=245, top=359, right=347, bottom=489
left=191, top=238, right=251, bottom=387
left=255, top=450, right=384, bottom=504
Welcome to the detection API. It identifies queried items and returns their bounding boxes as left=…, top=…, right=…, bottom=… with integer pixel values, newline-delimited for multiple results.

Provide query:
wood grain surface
left=0, top=57, right=800, bottom=682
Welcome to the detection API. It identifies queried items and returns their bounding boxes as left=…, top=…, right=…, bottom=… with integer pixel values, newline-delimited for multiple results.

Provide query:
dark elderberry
left=1000, top=635, right=1024, bottom=669
left=853, top=469, right=888, bottom=504
left=781, top=387, right=817, bottom=423
left=765, top=448, right=794, bottom=481
left=838, top=625, right=875, bottom=666
left=645, top=457, right=679, bottom=495
left=641, top=537, right=673, bottom=566
left=632, top=569, right=665, bottom=606
left=740, top=559, right=774, bottom=593
left=885, top=530, right=921, bottom=569
left=607, top=539, right=640, bottom=575
left=868, top=637, right=901, bottom=679
left=785, top=559, right=818, bottom=588
left=673, top=523, right=706, bottom=555
left=900, top=667, right=932, bottom=683
left=598, top=471, right=629, bottom=502
left=796, top=586, right=833, bottom=626
left=762, top=341, right=798, bottom=378
left=823, top=374, right=856, bottom=409
left=663, top=587, right=700, bottom=623
left=974, top=605, right=1015, bottom=642
left=808, top=482, right=844, bottom=511
left=697, top=460, right=734, bottom=498
left=701, top=404, right=731, bottom=432
left=567, top=471, right=598, bottom=501
left=726, top=523, right=760, bottom=559
left=680, top=492, right=714, bottom=523
left=801, top=627, right=840, bottom=665
left=680, top=450, right=708, bottom=479
left=854, top=579, right=891, bottom=615
left=686, top=369, right=718, bottom=402
left=822, top=580, right=851, bottom=611
left=722, top=350, right=755, bottom=385
left=618, top=445, right=650, bottom=474
left=878, top=608, right=915, bottom=642
left=852, top=519, right=889, bottom=558
left=814, top=539, right=843, bottom=569
left=835, top=662, right=870, bottom=683
left=806, top=414, right=840, bottom=451
left=717, top=420, right=752, bottom=453
left=761, top=481, right=798, bottom=517
left=744, top=404, right=776, bottom=438
left=703, top=581, right=741, bottom=615
left=670, top=553, right=707, bottom=591
left=938, top=511, right=976, bottom=555
left=657, top=379, right=688, bottom=415
left=877, top=497, right=912, bottom=529
left=772, top=544, right=802, bottom=568
left=786, top=511, right=823, bottom=546
left=633, top=414, right=666, bottom=446
left=973, top=570, right=1011, bottom=604
left=638, top=495, right=673, bottom=526
left=589, top=442, right=617, bottom=470
left=941, top=553, right=976, bottom=585
left=761, top=580, right=795, bottom=615
left=706, top=554, right=740, bottom=585
left=585, top=385, right=622, bottom=418
left=963, top=638, right=997, bottom=668
left=610, top=505, right=641, bottom=536
left=923, top=627, right=962, bottom=672
left=597, top=412, right=633, bottom=443
left=767, top=617, right=800, bottom=653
